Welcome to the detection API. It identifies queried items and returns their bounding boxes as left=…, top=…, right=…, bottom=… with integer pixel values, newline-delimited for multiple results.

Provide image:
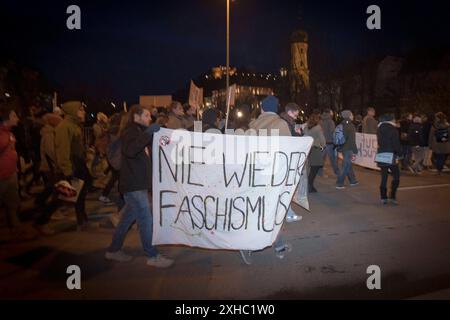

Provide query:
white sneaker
left=146, top=254, right=174, bottom=268
left=105, top=250, right=133, bottom=262
left=286, top=214, right=302, bottom=223
left=99, top=196, right=112, bottom=204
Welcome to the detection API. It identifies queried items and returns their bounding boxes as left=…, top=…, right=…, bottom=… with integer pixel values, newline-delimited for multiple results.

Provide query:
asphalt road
left=1, top=165, right=450, bottom=299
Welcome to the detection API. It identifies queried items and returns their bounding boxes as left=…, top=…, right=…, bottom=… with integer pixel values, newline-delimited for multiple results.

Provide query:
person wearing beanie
left=241, top=95, right=297, bottom=265
left=336, top=110, right=359, bottom=189
left=248, top=96, right=291, bottom=136
left=54, top=101, right=93, bottom=230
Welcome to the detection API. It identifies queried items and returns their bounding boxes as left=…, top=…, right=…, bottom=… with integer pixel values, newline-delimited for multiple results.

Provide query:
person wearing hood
left=280, top=102, right=301, bottom=136
left=429, top=112, right=450, bottom=174
left=320, top=109, right=339, bottom=176
left=54, top=101, right=93, bottom=230
left=336, top=110, right=359, bottom=189
left=376, top=113, right=401, bottom=205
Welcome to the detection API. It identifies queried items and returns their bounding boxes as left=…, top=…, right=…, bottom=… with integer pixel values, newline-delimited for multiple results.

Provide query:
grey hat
left=341, top=110, right=353, bottom=119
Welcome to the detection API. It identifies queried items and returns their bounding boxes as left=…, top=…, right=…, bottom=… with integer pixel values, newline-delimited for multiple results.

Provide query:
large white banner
left=152, top=128, right=313, bottom=251
left=354, top=133, right=379, bottom=170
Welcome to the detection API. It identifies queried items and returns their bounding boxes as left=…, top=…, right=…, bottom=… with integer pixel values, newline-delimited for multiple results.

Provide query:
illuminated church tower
left=290, top=30, right=310, bottom=104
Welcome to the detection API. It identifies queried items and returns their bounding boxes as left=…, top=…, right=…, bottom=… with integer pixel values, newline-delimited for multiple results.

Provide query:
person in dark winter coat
left=376, top=113, right=401, bottom=205
left=106, top=104, right=174, bottom=268
left=336, top=110, right=359, bottom=189
left=304, top=113, right=326, bottom=193
left=202, top=108, right=221, bottom=133
left=399, top=113, right=413, bottom=170
left=429, top=112, right=450, bottom=174
left=279, top=102, right=301, bottom=137
left=408, top=114, right=425, bottom=174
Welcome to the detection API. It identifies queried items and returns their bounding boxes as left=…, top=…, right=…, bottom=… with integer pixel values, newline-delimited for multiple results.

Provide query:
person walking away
left=376, top=113, right=401, bottom=205
left=304, top=113, right=326, bottom=193
left=336, top=110, right=359, bottom=189
left=105, top=105, right=174, bottom=268
left=408, top=114, right=425, bottom=174
left=320, top=109, right=339, bottom=176
left=429, top=112, right=450, bottom=175
left=54, top=101, right=93, bottom=230
left=362, top=107, right=378, bottom=134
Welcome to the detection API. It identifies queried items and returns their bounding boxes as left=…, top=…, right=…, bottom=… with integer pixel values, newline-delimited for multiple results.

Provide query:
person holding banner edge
left=105, top=105, right=174, bottom=268
left=240, top=95, right=297, bottom=265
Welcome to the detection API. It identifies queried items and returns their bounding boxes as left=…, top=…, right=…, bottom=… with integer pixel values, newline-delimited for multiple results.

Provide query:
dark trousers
left=71, top=159, right=93, bottom=225
left=34, top=171, right=57, bottom=225
left=400, top=145, right=412, bottom=169
left=308, top=165, right=322, bottom=191
left=380, top=164, right=400, bottom=200
left=433, top=153, right=448, bottom=172
left=102, top=168, right=119, bottom=197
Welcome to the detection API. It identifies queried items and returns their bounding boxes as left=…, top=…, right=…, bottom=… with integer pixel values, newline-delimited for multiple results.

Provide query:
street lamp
left=225, top=0, right=231, bottom=130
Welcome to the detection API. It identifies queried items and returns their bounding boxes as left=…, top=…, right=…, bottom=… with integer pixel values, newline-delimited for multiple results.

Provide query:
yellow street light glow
left=236, top=111, right=243, bottom=118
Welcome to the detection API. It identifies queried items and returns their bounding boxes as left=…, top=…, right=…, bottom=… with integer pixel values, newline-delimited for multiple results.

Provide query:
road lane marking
left=398, top=184, right=450, bottom=191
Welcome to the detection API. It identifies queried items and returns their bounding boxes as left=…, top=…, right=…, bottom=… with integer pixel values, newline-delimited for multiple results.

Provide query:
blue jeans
left=433, top=153, right=448, bottom=172
left=323, top=144, right=339, bottom=175
left=336, top=150, right=357, bottom=186
left=108, top=190, right=158, bottom=257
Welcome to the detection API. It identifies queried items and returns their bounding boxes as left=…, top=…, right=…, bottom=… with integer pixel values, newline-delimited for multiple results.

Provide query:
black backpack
left=435, top=127, right=449, bottom=143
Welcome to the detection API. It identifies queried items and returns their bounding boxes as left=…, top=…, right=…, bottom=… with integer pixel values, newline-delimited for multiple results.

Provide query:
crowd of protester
left=1, top=97, right=449, bottom=266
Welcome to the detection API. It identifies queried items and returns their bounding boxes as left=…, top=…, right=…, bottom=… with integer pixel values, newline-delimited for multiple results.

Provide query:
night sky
left=1, top=0, right=449, bottom=104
